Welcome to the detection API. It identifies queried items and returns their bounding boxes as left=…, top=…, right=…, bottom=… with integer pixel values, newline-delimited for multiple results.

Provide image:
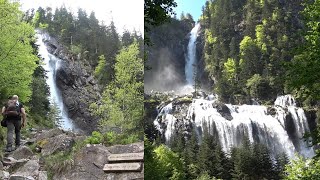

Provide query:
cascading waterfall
left=35, top=31, right=75, bottom=131
left=185, top=23, right=200, bottom=85
left=154, top=94, right=315, bottom=158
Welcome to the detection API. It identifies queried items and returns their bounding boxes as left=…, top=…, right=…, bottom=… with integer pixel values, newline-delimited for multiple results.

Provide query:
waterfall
left=185, top=23, right=201, bottom=85
left=35, top=31, right=75, bottom=131
left=155, top=94, right=315, bottom=158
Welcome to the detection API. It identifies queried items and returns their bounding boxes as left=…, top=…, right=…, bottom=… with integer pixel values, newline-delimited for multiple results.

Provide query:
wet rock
left=214, top=103, right=233, bottom=120
left=305, top=109, right=318, bottom=132
left=10, top=146, right=33, bottom=160
left=267, top=107, right=277, bottom=116
left=0, top=161, right=3, bottom=170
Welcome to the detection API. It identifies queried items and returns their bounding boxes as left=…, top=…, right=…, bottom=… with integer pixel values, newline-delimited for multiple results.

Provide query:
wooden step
left=103, top=162, right=142, bottom=172
left=107, top=153, right=144, bottom=162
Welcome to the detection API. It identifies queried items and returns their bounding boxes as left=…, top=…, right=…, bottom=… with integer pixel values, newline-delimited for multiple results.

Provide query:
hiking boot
left=5, top=146, right=14, bottom=152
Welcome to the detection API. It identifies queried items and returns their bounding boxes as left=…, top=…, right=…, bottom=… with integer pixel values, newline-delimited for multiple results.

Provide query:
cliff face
left=145, top=18, right=194, bottom=92
left=196, top=28, right=212, bottom=91
left=44, top=38, right=101, bottom=133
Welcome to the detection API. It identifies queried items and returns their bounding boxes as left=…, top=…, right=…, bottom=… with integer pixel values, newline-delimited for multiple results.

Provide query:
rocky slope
left=43, top=37, right=101, bottom=133
left=0, top=128, right=144, bottom=180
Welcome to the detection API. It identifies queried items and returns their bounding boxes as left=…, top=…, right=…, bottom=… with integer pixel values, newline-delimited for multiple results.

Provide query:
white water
left=155, top=95, right=315, bottom=158
left=185, top=23, right=201, bottom=85
left=36, top=31, right=75, bottom=131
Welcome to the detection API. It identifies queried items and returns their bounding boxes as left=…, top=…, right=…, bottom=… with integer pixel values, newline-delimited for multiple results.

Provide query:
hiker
left=1, top=95, right=26, bottom=152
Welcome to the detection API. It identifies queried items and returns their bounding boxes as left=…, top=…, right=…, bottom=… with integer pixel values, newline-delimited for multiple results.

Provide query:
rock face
left=196, top=28, right=213, bottom=90
left=1, top=128, right=144, bottom=180
left=43, top=38, right=100, bottom=133
left=35, top=128, right=82, bottom=156
left=145, top=19, right=194, bottom=92
left=213, top=102, right=233, bottom=121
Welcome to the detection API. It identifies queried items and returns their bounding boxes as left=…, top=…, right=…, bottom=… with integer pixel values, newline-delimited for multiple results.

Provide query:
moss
left=37, top=139, right=49, bottom=148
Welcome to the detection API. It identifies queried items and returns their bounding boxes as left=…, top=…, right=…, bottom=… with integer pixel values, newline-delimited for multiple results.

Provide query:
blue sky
left=174, top=0, right=207, bottom=21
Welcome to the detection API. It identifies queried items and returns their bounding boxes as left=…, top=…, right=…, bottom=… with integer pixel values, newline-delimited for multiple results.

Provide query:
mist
left=145, top=47, right=186, bottom=93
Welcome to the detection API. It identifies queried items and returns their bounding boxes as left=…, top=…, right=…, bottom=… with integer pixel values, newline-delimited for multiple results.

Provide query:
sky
left=16, top=0, right=144, bottom=35
left=174, top=0, right=207, bottom=21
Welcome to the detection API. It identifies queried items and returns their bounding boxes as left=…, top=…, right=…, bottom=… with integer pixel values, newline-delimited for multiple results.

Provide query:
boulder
left=267, top=107, right=277, bottom=116
left=10, top=159, right=39, bottom=180
left=214, top=103, right=233, bottom=120
left=38, top=171, right=47, bottom=180
left=40, top=133, right=75, bottom=156
left=0, top=170, right=10, bottom=179
left=10, top=146, right=33, bottom=160
left=35, top=129, right=64, bottom=142
left=53, top=144, right=110, bottom=180
left=3, top=157, right=17, bottom=166
left=9, top=159, right=29, bottom=172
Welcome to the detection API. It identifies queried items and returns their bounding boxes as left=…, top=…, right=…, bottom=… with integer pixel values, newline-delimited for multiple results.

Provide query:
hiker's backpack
left=5, top=100, right=20, bottom=117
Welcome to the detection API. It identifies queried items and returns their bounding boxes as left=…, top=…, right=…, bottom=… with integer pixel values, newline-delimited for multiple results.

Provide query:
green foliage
left=154, top=144, right=185, bottom=180
left=200, top=0, right=305, bottom=103
left=144, top=0, right=177, bottom=34
left=285, top=155, right=320, bottom=180
left=195, top=172, right=217, bottom=180
left=46, top=104, right=62, bottom=127
left=69, top=44, right=82, bottom=55
left=286, top=0, right=320, bottom=103
left=145, top=137, right=164, bottom=180
left=94, top=55, right=107, bottom=84
left=0, top=0, right=38, bottom=102
left=103, top=131, right=138, bottom=146
left=29, top=65, right=51, bottom=128
left=85, top=131, right=103, bottom=144
left=223, top=58, right=236, bottom=81
left=90, top=42, right=143, bottom=141
left=246, top=74, right=270, bottom=99
left=39, top=22, right=48, bottom=30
